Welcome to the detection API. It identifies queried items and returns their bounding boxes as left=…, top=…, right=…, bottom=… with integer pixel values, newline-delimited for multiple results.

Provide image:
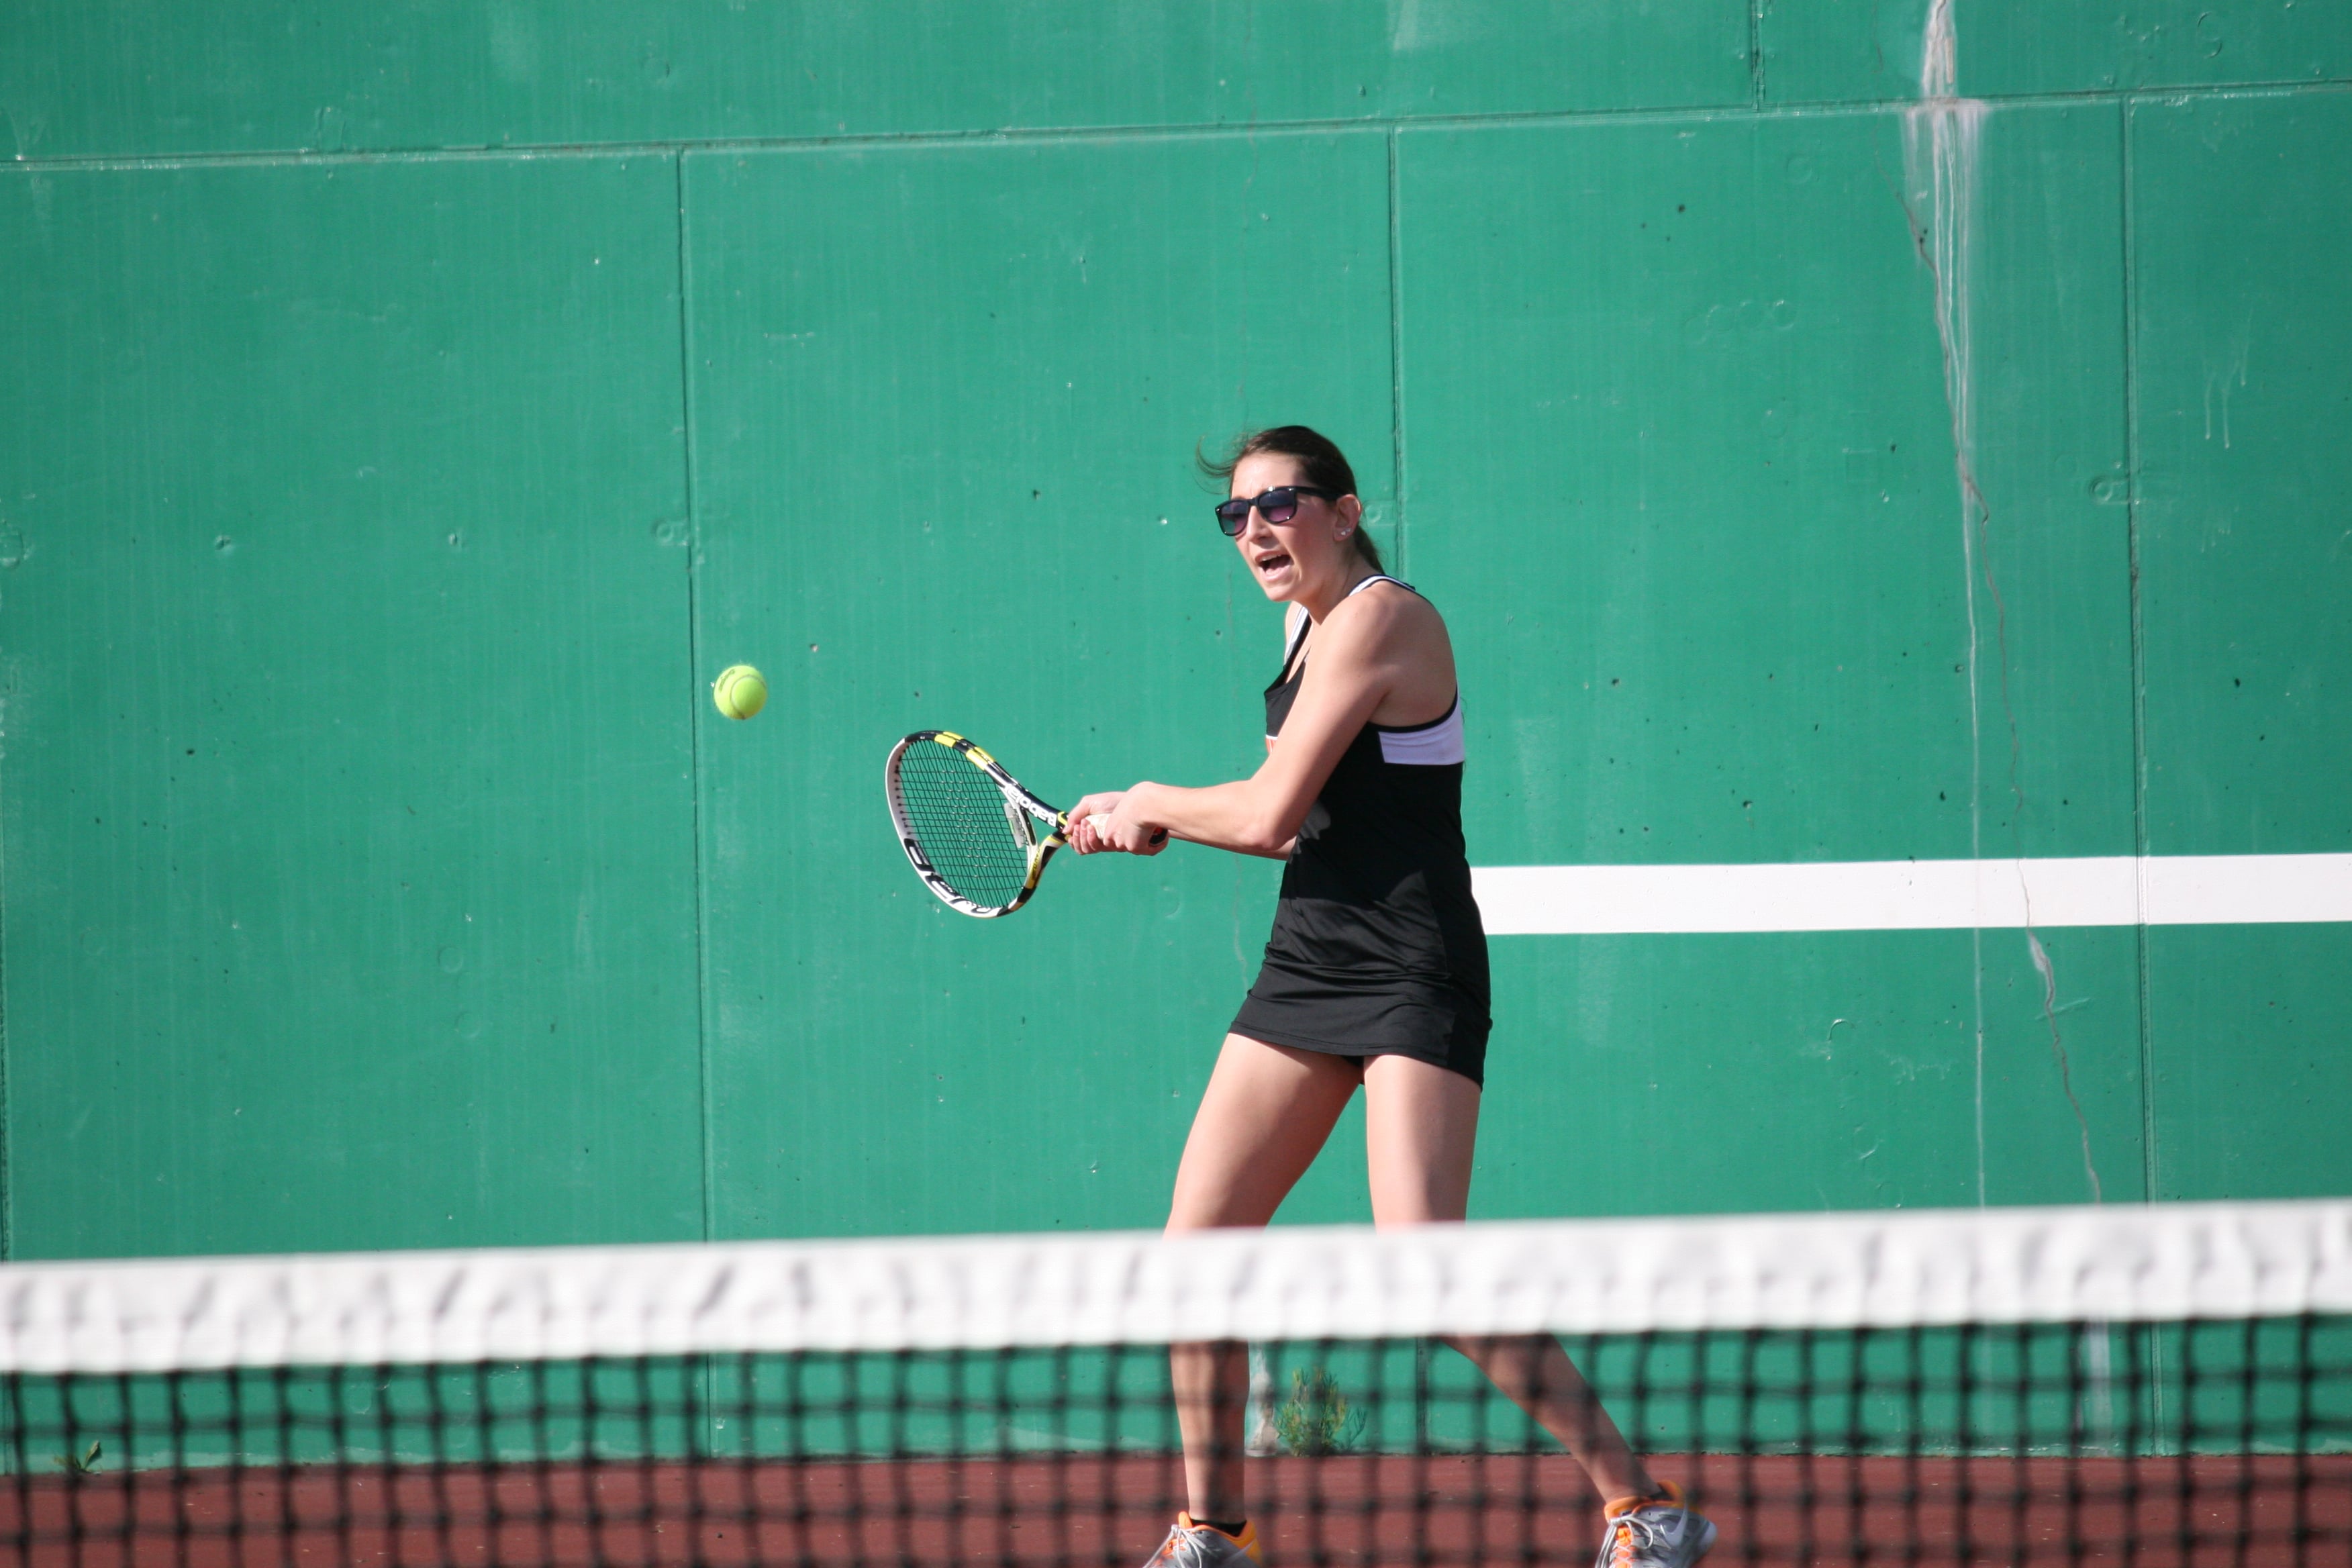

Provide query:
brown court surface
left=4, top=1452, right=2347, bottom=1566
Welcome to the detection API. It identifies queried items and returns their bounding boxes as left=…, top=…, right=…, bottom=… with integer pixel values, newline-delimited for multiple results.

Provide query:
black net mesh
left=889, top=740, right=1034, bottom=910
left=6, top=1326, right=2348, bottom=1565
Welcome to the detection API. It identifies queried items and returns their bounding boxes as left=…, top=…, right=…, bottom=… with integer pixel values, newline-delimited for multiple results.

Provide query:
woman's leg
left=1361, top=1055, right=1656, bottom=1503
left=1166, top=1034, right=1364, bottom=1522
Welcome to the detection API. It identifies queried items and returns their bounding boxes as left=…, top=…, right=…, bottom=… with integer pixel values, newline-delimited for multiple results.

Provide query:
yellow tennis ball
left=712, top=664, right=767, bottom=721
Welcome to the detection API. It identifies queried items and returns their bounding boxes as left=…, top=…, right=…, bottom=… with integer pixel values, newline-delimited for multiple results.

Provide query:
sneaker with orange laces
left=1593, top=1481, right=1716, bottom=1568
left=1138, top=1513, right=1261, bottom=1567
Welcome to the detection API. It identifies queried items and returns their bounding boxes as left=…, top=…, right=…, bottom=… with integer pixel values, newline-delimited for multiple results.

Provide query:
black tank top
left=1259, top=577, right=1486, bottom=989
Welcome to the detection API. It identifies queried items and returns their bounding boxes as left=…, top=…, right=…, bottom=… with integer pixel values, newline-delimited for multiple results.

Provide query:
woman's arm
left=1069, top=593, right=1417, bottom=857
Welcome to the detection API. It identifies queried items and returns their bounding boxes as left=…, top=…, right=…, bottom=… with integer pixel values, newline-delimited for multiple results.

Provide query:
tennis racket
left=885, top=730, right=1161, bottom=918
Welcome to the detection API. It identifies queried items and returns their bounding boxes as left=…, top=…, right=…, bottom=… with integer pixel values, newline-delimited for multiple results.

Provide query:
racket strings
left=892, top=744, right=1036, bottom=909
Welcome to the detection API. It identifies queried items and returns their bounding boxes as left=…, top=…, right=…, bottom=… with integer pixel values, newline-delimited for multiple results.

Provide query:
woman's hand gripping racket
left=885, top=731, right=1165, bottom=918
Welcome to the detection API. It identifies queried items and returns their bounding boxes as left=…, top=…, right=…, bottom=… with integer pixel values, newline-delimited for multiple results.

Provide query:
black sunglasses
left=1213, top=485, right=1340, bottom=536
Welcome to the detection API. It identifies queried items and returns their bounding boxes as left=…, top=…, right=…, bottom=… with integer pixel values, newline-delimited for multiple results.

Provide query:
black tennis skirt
left=1230, top=961, right=1491, bottom=1086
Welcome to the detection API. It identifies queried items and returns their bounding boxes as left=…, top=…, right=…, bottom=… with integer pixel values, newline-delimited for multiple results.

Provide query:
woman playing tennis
left=1068, top=427, right=1714, bottom=1568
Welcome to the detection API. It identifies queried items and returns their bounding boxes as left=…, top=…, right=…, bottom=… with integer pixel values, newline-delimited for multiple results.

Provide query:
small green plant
left=54, top=1440, right=102, bottom=1477
left=1273, top=1367, right=1365, bottom=1455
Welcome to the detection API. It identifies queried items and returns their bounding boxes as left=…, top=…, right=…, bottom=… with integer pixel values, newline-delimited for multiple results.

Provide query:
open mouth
left=1253, top=550, right=1293, bottom=577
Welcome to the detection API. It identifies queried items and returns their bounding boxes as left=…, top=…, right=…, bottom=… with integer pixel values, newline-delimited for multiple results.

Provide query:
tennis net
left=3, top=1200, right=2347, bottom=1565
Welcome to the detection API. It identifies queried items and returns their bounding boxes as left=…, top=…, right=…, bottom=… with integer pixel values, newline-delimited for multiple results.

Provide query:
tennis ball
left=712, top=664, right=767, bottom=721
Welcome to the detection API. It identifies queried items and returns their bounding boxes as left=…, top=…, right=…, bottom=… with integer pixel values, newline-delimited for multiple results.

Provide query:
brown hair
left=1198, top=426, right=1383, bottom=572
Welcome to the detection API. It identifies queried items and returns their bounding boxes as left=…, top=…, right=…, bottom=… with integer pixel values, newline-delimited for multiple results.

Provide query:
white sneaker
left=1594, top=1481, right=1716, bottom=1568
left=1138, top=1513, right=1262, bottom=1567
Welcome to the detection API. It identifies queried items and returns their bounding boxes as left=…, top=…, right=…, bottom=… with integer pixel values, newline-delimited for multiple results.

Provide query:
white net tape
left=3, top=1199, right=2347, bottom=1375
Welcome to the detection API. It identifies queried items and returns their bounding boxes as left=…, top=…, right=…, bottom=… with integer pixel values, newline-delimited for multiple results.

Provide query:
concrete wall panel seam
left=676, top=148, right=718, bottom=1248
left=1, top=79, right=2347, bottom=175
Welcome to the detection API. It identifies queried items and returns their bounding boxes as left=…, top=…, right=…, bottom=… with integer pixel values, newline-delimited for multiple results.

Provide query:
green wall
left=1, top=3, right=2345, bottom=1260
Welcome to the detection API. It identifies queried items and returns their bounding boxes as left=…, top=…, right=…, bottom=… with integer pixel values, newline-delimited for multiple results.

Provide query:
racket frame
left=885, top=730, right=1077, bottom=918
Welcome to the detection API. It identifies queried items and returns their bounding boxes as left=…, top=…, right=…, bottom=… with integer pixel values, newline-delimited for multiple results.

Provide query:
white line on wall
left=1471, top=855, right=2352, bottom=935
